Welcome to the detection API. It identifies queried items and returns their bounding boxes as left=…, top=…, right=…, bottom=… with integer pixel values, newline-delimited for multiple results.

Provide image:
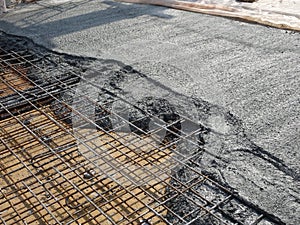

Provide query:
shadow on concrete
left=0, top=0, right=172, bottom=48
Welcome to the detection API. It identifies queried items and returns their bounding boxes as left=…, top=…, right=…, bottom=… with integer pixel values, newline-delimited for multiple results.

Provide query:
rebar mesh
left=0, top=35, right=282, bottom=225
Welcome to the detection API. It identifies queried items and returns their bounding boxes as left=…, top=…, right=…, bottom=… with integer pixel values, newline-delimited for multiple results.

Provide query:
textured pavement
left=0, top=0, right=299, bottom=224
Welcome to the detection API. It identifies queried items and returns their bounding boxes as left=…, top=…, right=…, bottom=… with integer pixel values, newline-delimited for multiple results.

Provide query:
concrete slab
left=0, top=0, right=299, bottom=224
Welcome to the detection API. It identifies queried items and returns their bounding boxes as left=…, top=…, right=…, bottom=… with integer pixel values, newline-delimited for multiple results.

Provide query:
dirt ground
left=0, top=68, right=33, bottom=97
left=0, top=108, right=172, bottom=224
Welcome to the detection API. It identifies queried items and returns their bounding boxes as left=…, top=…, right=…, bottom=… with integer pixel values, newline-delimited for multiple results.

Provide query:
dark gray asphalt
left=0, top=0, right=299, bottom=224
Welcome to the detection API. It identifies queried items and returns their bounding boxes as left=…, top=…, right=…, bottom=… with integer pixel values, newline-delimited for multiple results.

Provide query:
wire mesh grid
left=0, top=39, right=282, bottom=225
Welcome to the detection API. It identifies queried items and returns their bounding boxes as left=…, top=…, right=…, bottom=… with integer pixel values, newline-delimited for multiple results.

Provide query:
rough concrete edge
left=0, top=28, right=291, bottom=225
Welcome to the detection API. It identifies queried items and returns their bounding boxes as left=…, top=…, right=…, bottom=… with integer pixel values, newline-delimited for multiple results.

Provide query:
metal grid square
left=0, top=35, right=283, bottom=225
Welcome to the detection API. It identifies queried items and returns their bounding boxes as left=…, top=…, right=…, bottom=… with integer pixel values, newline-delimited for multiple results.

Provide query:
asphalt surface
left=0, top=0, right=299, bottom=224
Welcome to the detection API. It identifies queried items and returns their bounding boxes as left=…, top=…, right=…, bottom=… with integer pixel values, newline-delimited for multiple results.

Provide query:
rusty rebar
left=0, top=44, right=283, bottom=225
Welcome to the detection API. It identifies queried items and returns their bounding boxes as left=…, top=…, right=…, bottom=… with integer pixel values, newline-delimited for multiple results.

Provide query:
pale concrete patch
left=119, top=0, right=300, bottom=30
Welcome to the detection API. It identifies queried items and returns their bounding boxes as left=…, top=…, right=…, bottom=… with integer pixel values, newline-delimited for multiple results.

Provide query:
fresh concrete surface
left=0, top=0, right=299, bottom=224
